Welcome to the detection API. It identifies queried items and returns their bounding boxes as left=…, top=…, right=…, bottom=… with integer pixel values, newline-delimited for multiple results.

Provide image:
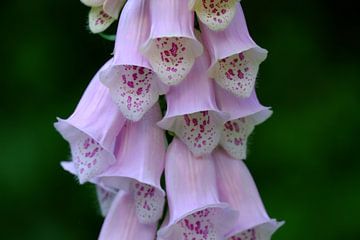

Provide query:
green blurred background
left=0, top=0, right=359, bottom=239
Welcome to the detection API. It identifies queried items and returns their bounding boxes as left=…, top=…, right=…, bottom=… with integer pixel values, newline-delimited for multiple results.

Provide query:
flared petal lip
left=208, top=46, right=268, bottom=80
left=60, top=161, right=117, bottom=192
left=54, top=118, right=117, bottom=180
left=226, top=219, right=285, bottom=239
left=98, top=173, right=166, bottom=198
left=54, top=118, right=116, bottom=160
left=140, top=36, right=204, bottom=61
left=99, top=60, right=169, bottom=96
left=157, top=109, right=230, bottom=131
left=158, top=202, right=238, bottom=238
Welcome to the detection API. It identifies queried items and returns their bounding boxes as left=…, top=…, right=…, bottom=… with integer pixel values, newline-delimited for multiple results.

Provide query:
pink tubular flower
left=100, top=0, right=167, bottom=121
left=189, top=0, right=240, bottom=31
left=158, top=139, right=238, bottom=240
left=201, top=4, right=268, bottom=98
left=96, top=186, right=116, bottom=216
left=97, top=104, right=166, bottom=224
left=54, top=60, right=126, bottom=184
left=141, top=0, right=203, bottom=86
left=216, top=86, right=272, bottom=160
left=81, top=0, right=126, bottom=33
left=99, top=191, right=157, bottom=240
left=157, top=49, right=228, bottom=156
left=213, top=148, right=284, bottom=239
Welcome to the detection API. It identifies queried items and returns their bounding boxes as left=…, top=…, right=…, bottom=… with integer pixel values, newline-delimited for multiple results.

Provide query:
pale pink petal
left=54, top=59, right=126, bottom=183
left=201, top=4, right=268, bottom=98
left=215, top=87, right=272, bottom=159
left=158, top=49, right=228, bottom=156
left=96, top=186, right=116, bottom=217
left=158, top=139, right=237, bottom=240
left=88, top=6, right=115, bottom=33
left=100, top=0, right=165, bottom=121
left=221, top=117, right=256, bottom=160
left=80, top=0, right=104, bottom=7
left=191, top=0, right=239, bottom=31
left=103, top=0, right=126, bottom=19
left=213, top=148, right=284, bottom=239
left=99, top=191, right=157, bottom=240
left=141, top=0, right=203, bottom=85
left=99, top=104, right=166, bottom=224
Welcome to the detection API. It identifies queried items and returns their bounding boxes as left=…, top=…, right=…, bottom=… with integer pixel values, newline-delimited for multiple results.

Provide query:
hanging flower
left=81, top=0, right=126, bottom=33
left=100, top=0, right=168, bottom=121
left=98, top=191, right=158, bottom=240
left=157, top=48, right=228, bottom=156
left=201, top=3, right=268, bottom=98
left=54, top=60, right=126, bottom=184
left=157, top=139, right=238, bottom=240
left=189, top=0, right=239, bottom=31
left=215, top=86, right=272, bottom=160
left=141, top=0, right=203, bottom=85
left=97, top=104, right=166, bottom=224
left=213, top=148, right=284, bottom=239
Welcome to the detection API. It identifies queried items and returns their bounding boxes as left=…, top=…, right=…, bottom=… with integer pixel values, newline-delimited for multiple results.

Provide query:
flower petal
left=96, top=186, right=116, bottom=217
left=220, top=117, right=255, bottom=160
left=172, top=111, right=222, bottom=156
left=201, top=4, right=268, bottom=98
left=143, top=37, right=197, bottom=85
left=142, top=0, right=203, bottom=85
left=133, top=182, right=165, bottom=224
left=99, top=191, right=157, bottom=240
left=192, top=0, right=239, bottom=31
left=213, top=148, right=284, bottom=239
left=157, top=50, right=228, bottom=156
left=100, top=0, right=163, bottom=121
left=158, top=139, right=238, bottom=240
left=54, top=59, right=126, bottom=183
left=102, top=65, right=160, bottom=121
left=215, top=87, right=272, bottom=159
left=88, top=6, right=115, bottom=33
left=212, top=52, right=260, bottom=98
left=99, top=105, right=166, bottom=223
left=80, top=0, right=104, bottom=7
left=103, top=0, right=126, bottom=19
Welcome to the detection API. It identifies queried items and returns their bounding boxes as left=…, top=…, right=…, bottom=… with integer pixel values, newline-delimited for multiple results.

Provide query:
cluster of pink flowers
left=55, top=0, right=284, bottom=239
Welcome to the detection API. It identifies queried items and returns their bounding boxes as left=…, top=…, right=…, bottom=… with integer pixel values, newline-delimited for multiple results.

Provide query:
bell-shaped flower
left=81, top=0, right=126, bottom=33
left=100, top=0, right=168, bottom=121
left=158, top=139, right=238, bottom=240
left=158, top=50, right=228, bottom=156
left=99, top=191, right=157, bottom=240
left=189, top=0, right=239, bottom=31
left=201, top=4, right=268, bottom=98
left=97, top=104, right=166, bottom=224
left=215, top=86, right=272, bottom=160
left=141, top=0, right=203, bottom=85
left=54, top=60, right=126, bottom=184
left=96, top=186, right=116, bottom=216
left=213, top=148, right=284, bottom=240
